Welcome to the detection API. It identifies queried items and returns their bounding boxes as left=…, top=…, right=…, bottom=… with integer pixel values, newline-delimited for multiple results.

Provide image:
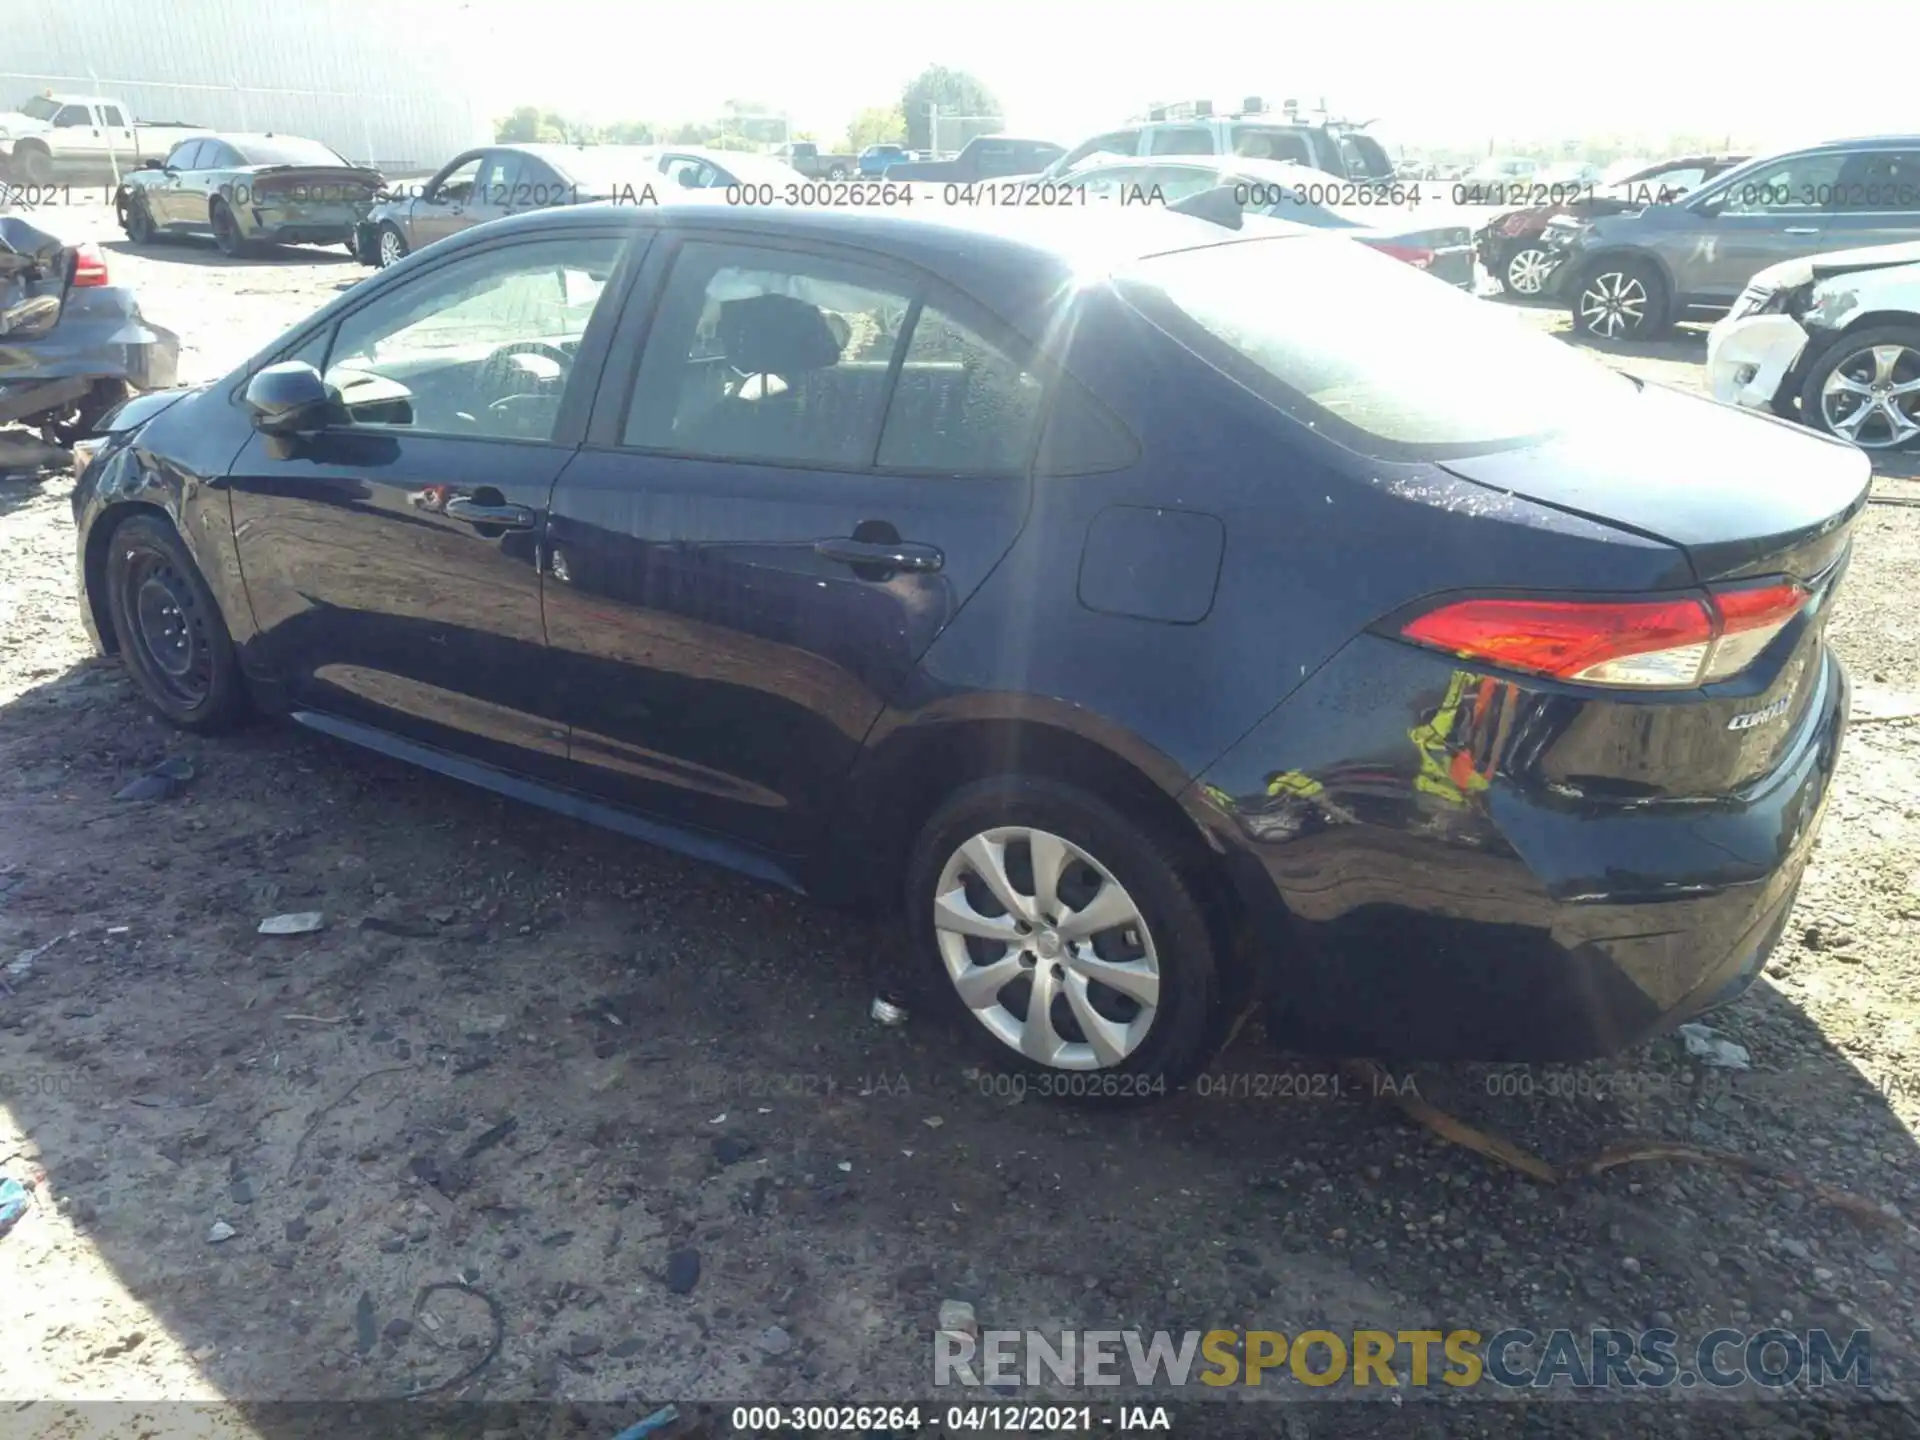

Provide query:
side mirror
left=140, top=157, right=164, bottom=171
left=244, top=361, right=335, bottom=435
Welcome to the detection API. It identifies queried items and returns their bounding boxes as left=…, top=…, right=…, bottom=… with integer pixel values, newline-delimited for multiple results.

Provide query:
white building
left=2, top=0, right=492, bottom=174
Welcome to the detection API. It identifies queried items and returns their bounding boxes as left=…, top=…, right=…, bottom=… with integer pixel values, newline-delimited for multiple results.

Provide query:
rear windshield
left=235, top=136, right=348, bottom=167
left=1120, top=235, right=1634, bottom=459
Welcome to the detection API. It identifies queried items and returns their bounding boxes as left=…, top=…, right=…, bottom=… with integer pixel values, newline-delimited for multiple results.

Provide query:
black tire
left=905, top=776, right=1223, bottom=1105
left=15, top=144, right=53, bottom=186
left=209, top=199, right=253, bottom=258
left=1569, top=255, right=1669, bottom=340
left=374, top=221, right=409, bottom=268
left=103, top=514, right=252, bottom=732
left=122, top=195, right=156, bottom=245
left=1798, top=322, right=1920, bottom=452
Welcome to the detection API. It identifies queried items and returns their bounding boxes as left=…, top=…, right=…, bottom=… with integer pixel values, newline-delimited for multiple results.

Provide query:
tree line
left=494, top=65, right=1002, bottom=154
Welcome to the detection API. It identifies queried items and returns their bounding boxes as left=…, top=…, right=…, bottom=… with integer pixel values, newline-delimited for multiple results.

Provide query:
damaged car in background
left=1708, top=240, right=1920, bottom=450
left=0, top=215, right=179, bottom=477
left=116, top=132, right=384, bottom=259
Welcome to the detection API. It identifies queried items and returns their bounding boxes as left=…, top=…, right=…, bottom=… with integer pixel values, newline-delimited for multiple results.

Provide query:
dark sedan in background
left=115, top=133, right=383, bottom=258
left=73, top=200, right=1861, bottom=1094
left=1057, top=155, right=1477, bottom=287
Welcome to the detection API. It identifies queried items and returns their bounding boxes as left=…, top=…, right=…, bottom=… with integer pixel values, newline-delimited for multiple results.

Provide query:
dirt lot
left=4, top=202, right=1920, bottom=1437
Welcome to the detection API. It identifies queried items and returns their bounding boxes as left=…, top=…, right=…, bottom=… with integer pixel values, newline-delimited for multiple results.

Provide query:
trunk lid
left=1438, top=382, right=1870, bottom=585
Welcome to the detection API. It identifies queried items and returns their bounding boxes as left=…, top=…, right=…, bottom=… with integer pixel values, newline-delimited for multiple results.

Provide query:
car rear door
left=542, top=233, right=1044, bottom=855
left=224, top=225, right=638, bottom=777
left=1821, top=147, right=1920, bottom=252
left=149, top=139, right=204, bottom=226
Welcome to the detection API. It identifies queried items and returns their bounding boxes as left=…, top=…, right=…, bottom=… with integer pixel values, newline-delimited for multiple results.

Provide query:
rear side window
left=100, top=106, right=126, bottom=127
left=1148, top=127, right=1213, bottom=157
left=1835, top=150, right=1920, bottom=213
left=167, top=140, right=206, bottom=170
left=1123, top=235, right=1634, bottom=459
left=876, top=304, right=1043, bottom=474
left=623, top=242, right=912, bottom=466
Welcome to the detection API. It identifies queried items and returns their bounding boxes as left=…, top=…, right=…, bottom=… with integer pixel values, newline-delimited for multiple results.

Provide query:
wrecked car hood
left=0, top=111, right=51, bottom=138
left=1750, top=240, right=1920, bottom=292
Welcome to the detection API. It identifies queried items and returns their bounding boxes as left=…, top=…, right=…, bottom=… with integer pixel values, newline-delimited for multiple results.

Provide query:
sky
left=452, top=0, right=1918, bottom=153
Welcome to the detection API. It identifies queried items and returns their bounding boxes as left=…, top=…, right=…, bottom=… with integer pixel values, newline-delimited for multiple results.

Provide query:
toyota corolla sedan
left=72, top=201, right=1865, bottom=1098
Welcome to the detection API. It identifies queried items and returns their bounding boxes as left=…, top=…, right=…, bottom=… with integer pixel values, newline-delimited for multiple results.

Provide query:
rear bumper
left=1190, top=641, right=1848, bottom=1062
left=1706, top=312, right=1809, bottom=411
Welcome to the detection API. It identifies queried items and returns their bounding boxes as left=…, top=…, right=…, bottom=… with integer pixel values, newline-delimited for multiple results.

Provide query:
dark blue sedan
left=72, top=199, right=1866, bottom=1095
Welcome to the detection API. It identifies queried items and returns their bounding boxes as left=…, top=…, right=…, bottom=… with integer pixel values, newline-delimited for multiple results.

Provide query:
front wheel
left=1503, top=244, right=1556, bottom=297
left=14, top=145, right=54, bottom=185
left=1571, top=257, right=1669, bottom=340
left=826, top=165, right=848, bottom=180
left=103, top=515, right=252, bottom=732
left=905, top=777, right=1223, bottom=1103
left=374, top=222, right=409, bottom=268
left=1799, top=324, right=1920, bottom=451
left=122, top=195, right=156, bottom=244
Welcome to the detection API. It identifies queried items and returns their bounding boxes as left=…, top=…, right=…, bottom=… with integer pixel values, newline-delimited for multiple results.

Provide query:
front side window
left=1124, top=235, right=1634, bottom=458
left=323, top=235, right=624, bottom=439
left=52, top=105, right=90, bottom=128
left=432, top=155, right=483, bottom=203
left=1712, top=153, right=1846, bottom=216
left=623, top=242, right=911, bottom=466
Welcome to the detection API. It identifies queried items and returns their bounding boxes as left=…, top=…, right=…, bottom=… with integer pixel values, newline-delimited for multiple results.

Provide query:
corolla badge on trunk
left=1727, top=693, right=1793, bottom=731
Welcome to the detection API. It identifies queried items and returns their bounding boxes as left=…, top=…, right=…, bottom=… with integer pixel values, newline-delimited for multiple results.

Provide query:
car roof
left=203, top=132, right=334, bottom=149
left=469, top=193, right=1310, bottom=279
left=1798, top=134, right=1920, bottom=151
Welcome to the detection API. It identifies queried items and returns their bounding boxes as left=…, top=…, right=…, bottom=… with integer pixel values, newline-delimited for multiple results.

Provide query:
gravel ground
left=3, top=203, right=1920, bottom=1438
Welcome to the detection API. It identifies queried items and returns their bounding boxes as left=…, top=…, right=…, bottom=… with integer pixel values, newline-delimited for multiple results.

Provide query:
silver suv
left=1545, top=135, right=1920, bottom=340
left=1037, top=111, right=1398, bottom=186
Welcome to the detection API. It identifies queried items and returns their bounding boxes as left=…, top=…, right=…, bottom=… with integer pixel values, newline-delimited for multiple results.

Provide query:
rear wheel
left=209, top=199, right=253, bottom=258
left=103, top=515, right=251, bottom=732
left=1571, top=257, right=1669, bottom=340
left=1799, top=323, right=1920, bottom=451
left=905, top=777, right=1222, bottom=1103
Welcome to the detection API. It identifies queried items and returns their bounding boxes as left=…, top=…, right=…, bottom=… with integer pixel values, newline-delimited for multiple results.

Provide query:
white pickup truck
left=0, top=93, right=209, bottom=185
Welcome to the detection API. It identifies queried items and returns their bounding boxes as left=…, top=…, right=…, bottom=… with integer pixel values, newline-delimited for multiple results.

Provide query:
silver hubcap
left=1820, top=343, right=1920, bottom=450
left=1507, top=247, right=1552, bottom=295
left=379, top=230, right=403, bottom=266
left=933, top=826, right=1160, bottom=1070
left=1578, top=271, right=1649, bottom=338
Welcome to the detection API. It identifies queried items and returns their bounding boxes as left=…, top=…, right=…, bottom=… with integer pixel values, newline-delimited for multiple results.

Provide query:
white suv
left=1038, top=114, right=1398, bottom=187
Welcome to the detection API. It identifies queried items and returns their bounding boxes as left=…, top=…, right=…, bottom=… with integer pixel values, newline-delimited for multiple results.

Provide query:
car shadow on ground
left=2, top=654, right=1917, bottom=1424
left=98, top=238, right=359, bottom=269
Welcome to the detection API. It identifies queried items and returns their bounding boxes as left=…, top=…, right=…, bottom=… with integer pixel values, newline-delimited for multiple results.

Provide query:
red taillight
left=71, top=245, right=108, bottom=287
left=1398, top=581, right=1809, bottom=689
left=1366, top=241, right=1434, bottom=269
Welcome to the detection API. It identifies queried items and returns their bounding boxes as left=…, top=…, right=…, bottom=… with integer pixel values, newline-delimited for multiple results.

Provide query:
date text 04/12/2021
left=727, top=1404, right=1173, bottom=1432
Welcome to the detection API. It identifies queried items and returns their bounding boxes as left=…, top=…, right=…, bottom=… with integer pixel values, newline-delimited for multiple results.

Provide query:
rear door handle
left=813, top=536, right=944, bottom=573
left=446, top=496, right=536, bottom=529
left=1783, top=226, right=1820, bottom=235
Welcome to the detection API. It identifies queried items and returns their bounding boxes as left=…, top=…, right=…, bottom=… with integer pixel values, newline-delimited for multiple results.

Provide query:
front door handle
left=813, top=536, right=944, bottom=573
left=446, top=496, right=536, bottom=529
left=1782, top=226, right=1820, bottom=235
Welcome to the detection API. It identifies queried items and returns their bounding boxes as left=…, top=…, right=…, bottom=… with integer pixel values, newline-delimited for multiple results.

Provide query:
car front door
left=463, top=149, right=521, bottom=227
left=224, top=227, right=636, bottom=775
left=1681, top=151, right=1848, bottom=302
left=542, top=235, right=1044, bottom=855
left=1822, top=148, right=1920, bottom=252
left=411, top=152, right=485, bottom=248
left=149, top=139, right=204, bottom=226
